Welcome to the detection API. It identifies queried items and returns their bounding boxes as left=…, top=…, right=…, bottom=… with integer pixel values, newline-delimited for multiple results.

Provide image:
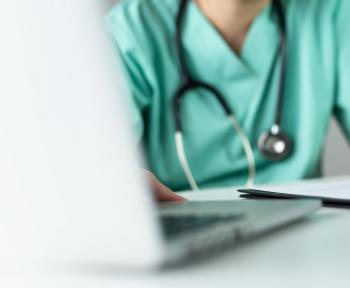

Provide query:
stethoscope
left=173, top=0, right=293, bottom=190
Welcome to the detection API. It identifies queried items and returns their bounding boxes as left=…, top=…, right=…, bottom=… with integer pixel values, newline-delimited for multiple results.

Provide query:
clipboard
left=238, top=188, right=350, bottom=206
left=237, top=177, right=350, bottom=206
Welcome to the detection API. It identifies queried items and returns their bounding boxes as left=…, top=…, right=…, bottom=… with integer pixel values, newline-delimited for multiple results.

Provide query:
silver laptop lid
left=0, top=0, right=165, bottom=270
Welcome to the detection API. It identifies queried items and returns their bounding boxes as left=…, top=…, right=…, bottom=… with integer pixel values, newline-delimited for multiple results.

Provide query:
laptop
left=0, top=0, right=320, bottom=270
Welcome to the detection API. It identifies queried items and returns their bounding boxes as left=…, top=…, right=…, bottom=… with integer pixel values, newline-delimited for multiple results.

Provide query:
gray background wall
left=324, top=119, right=350, bottom=176
left=105, top=0, right=350, bottom=177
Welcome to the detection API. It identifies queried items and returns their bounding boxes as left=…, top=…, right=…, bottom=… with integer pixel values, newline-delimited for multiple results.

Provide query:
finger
left=152, top=177, right=186, bottom=202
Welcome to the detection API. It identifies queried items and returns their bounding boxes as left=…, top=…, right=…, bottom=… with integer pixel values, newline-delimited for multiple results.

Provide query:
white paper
left=254, top=176, right=350, bottom=200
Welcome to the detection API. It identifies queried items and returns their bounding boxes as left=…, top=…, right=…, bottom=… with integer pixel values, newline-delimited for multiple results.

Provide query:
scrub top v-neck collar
left=181, top=1, right=280, bottom=82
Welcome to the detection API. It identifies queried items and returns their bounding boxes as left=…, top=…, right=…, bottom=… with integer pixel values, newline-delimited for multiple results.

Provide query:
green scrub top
left=106, top=0, right=350, bottom=191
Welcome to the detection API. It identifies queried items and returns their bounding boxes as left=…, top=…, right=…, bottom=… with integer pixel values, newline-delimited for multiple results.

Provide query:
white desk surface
left=2, top=181, right=350, bottom=288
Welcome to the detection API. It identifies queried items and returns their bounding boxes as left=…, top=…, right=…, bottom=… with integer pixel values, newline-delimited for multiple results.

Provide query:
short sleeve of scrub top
left=334, top=0, right=350, bottom=139
left=106, top=0, right=350, bottom=191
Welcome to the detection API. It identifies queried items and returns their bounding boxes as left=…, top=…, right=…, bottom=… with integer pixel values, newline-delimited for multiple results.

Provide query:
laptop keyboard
left=160, top=215, right=244, bottom=238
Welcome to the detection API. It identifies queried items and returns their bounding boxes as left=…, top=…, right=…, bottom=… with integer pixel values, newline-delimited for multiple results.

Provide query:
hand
left=145, top=171, right=187, bottom=202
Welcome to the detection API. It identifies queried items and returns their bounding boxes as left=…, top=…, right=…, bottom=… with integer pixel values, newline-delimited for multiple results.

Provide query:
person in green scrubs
left=106, top=0, right=350, bottom=200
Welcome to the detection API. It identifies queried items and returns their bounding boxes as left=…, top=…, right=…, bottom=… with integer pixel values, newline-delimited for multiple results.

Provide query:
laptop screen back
left=0, top=0, right=165, bottom=269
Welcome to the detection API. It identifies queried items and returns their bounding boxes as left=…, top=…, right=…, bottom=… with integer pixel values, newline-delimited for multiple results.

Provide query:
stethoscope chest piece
left=258, top=125, right=293, bottom=161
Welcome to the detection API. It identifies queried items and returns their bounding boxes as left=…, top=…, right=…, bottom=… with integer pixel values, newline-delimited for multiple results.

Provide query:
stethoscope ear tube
left=272, top=0, right=287, bottom=129
left=176, top=0, right=191, bottom=83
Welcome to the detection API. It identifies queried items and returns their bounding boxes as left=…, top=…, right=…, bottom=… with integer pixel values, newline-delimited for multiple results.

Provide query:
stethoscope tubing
left=173, top=0, right=291, bottom=190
